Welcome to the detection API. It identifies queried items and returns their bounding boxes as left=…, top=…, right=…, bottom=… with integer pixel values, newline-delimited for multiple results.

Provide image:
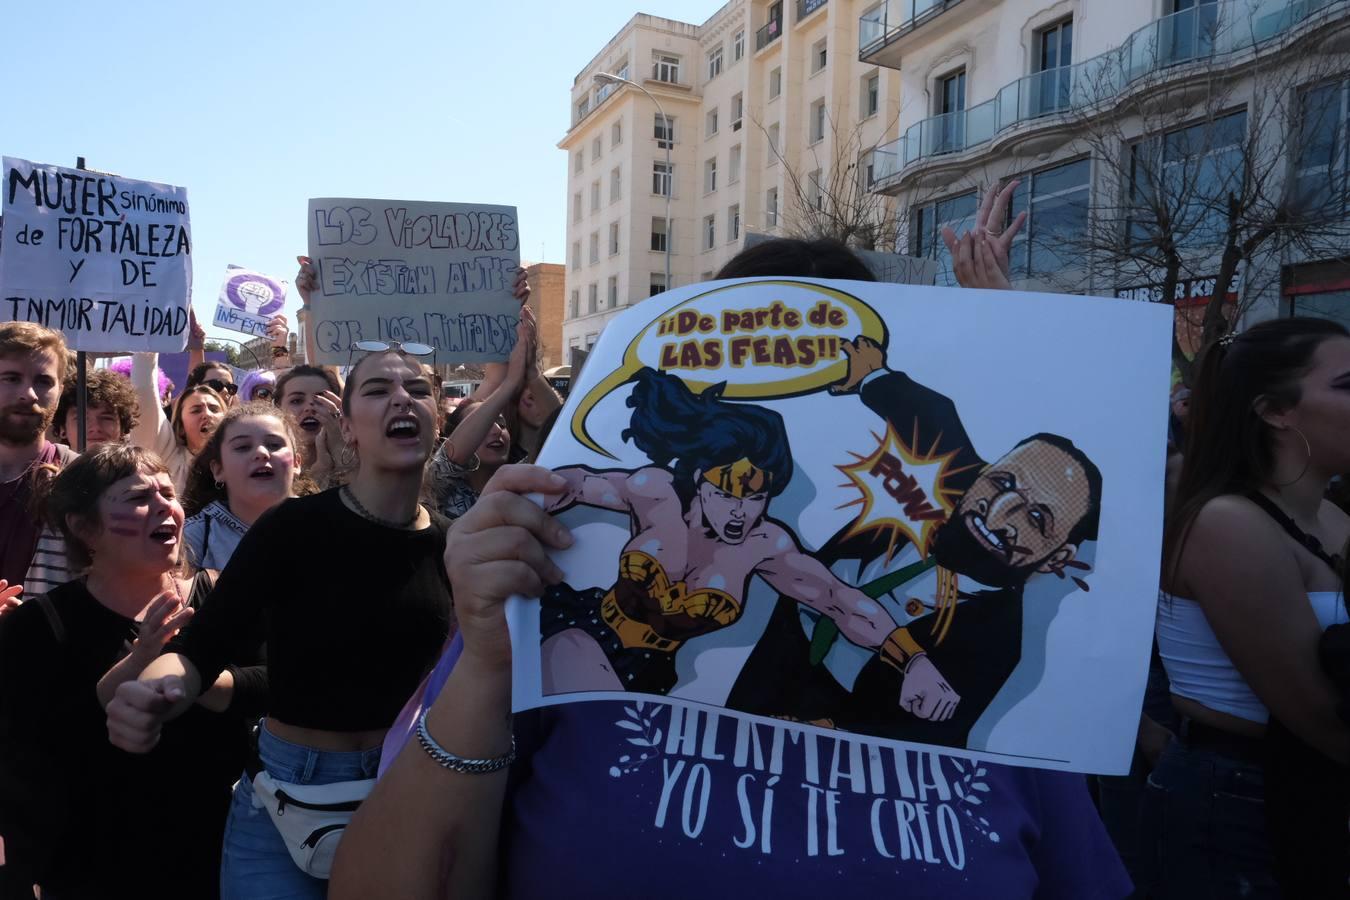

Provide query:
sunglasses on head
left=347, top=340, right=436, bottom=371
left=203, top=379, right=239, bottom=397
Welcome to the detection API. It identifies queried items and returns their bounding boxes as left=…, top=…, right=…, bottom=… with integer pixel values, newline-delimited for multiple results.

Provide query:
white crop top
left=1156, top=591, right=1349, bottom=723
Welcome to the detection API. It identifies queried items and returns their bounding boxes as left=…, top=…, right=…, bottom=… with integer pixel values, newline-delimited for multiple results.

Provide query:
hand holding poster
left=0, top=157, right=191, bottom=352
left=213, top=265, right=287, bottom=338
left=508, top=278, right=1172, bottom=775
left=305, top=199, right=521, bottom=364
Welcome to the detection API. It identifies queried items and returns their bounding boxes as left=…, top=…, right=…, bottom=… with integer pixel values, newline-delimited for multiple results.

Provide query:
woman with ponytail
left=1149, top=317, right=1350, bottom=898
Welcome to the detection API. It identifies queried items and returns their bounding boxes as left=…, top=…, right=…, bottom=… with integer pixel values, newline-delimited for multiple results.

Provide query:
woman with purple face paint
left=0, top=444, right=258, bottom=899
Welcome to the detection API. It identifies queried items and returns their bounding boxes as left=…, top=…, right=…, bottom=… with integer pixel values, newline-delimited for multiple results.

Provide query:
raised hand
left=0, top=580, right=22, bottom=617
left=512, top=268, right=531, bottom=306
left=267, top=313, right=290, bottom=349
left=941, top=180, right=1027, bottom=291
left=899, top=655, right=961, bottom=722
left=107, top=675, right=188, bottom=753
left=296, top=256, right=318, bottom=306
left=829, top=335, right=886, bottom=395
left=445, top=464, right=572, bottom=668
left=188, top=308, right=206, bottom=350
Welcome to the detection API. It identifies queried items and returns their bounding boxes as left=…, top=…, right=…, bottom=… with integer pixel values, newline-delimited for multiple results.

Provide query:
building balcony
left=797, top=0, right=827, bottom=23
left=756, top=17, right=783, bottom=51
left=870, top=0, right=1350, bottom=191
left=859, top=0, right=976, bottom=67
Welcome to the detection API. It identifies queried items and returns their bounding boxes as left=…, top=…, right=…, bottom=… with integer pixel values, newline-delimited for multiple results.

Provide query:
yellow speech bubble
left=572, top=280, right=887, bottom=458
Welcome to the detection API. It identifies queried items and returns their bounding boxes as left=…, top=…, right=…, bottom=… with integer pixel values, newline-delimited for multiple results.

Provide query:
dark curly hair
left=622, top=367, right=792, bottom=508
left=55, top=368, right=141, bottom=439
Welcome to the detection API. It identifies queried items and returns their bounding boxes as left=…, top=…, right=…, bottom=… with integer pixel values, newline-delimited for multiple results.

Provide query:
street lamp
left=594, top=71, right=671, bottom=294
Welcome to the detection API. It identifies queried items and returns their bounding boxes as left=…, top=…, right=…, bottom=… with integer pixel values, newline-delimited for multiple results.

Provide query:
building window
left=811, top=39, right=828, bottom=74
left=592, top=137, right=602, bottom=161
left=585, top=333, right=598, bottom=351
left=810, top=99, right=826, bottom=144
left=729, top=204, right=741, bottom=241
left=616, top=59, right=630, bottom=81
left=571, top=241, right=581, bottom=270
left=808, top=169, right=823, bottom=210
left=588, top=232, right=599, bottom=264
left=1129, top=110, right=1247, bottom=253
left=653, top=53, right=681, bottom=84
left=650, top=271, right=668, bottom=296
left=708, top=46, right=723, bottom=81
left=655, top=114, right=675, bottom=148
left=729, top=145, right=742, bottom=184
left=769, top=67, right=782, bottom=100
left=861, top=149, right=876, bottom=188
left=1004, top=158, right=1091, bottom=280
left=569, top=290, right=579, bottom=318
left=607, top=275, right=619, bottom=308
left=704, top=214, right=716, bottom=250
left=705, top=158, right=718, bottom=194
left=574, top=151, right=583, bottom=174
left=706, top=107, right=719, bottom=138
left=653, top=161, right=673, bottom=197
left=609, top=221, right=620, bottom=256
left=731, top=93, right=744, bottom=129
left=733, top=29, right=745, bottom=61
left=911, top=191, right=980, bottom=286
left=651, top=217, right=669, bottom=252
left=766, top=187, right=779, bottom=227
left=588, top=283, right=598, bottom=314
left=590, top=180, right=600, bottom=212
left=576, top=96, right=590, bottom=121
left=1295, top=79, right=1350, bottom=216
left=1034, top=19, right=1074, bottom=115
left=610, top=167, right=622, bottom=203
left=767, top=123, right=780, bottom=165
left=572, top=191, right=582, bottom=223
left=612, top=120, right=623, bottom=147
left=864, top=72, right=880, bottom=118
left=935, top=68, right=967, bottom=153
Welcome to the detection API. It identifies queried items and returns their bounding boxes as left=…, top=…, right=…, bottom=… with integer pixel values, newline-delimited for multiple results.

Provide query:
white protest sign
left=507, top=277, right=1172, bottom=775
left=305, top=199, right=521, bottom=364
left=213, top=264, right=287, bottom=338
left=0, top=157, right=191, bottom=352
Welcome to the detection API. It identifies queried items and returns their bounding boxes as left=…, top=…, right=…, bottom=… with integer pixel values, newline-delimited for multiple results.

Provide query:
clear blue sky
left=2, top=0, right=725, bottom=342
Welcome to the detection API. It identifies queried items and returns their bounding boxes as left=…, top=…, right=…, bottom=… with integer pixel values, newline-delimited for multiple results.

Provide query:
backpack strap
left=35, top=594, right=65, bottom=644
left=1246, top=491, right=1344, bottom=575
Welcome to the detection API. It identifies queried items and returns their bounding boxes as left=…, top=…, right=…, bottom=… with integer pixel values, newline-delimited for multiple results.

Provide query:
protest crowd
left=0, top=177, right=1347, bottom=900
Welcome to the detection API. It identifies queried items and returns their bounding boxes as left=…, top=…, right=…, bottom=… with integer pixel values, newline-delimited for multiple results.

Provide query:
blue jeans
left=1140, top=738, right=1278, bottom=900
left=220, top=722, right=382, bottom=900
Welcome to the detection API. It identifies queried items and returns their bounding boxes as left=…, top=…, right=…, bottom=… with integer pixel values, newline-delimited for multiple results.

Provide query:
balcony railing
left=870, top=0, right=1347, bottom=185
left=797, top=0, right=827, bottom=22
left=859, top=0, right=964, bottom=55
left=756, top=17, right=783, bottom=51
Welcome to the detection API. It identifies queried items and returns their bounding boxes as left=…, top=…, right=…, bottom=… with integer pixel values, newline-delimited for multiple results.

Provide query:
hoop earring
left=214, top=480, right=225, bottom=490
left=1275, top=426, right=1312, bottom=487
left=339, top=443, right=357, bottom=468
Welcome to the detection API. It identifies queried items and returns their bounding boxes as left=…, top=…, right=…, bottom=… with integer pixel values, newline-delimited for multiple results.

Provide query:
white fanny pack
left=250, top=771, right=375, bottom=879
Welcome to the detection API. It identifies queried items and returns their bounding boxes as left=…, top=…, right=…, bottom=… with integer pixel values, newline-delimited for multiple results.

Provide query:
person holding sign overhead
left=329, top=240, right=1130, bottom=900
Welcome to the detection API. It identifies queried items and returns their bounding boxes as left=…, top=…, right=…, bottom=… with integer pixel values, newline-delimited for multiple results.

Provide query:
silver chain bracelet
left=415, top=709, right=516, bottom=775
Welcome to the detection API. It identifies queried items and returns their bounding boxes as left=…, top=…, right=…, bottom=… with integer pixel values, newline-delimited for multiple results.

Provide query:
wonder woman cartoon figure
left=539, top=367, right=961, bottom=723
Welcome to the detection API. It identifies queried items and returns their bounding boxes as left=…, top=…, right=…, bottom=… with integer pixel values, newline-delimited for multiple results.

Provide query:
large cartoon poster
left=508, top=278, right=1172, bottom=775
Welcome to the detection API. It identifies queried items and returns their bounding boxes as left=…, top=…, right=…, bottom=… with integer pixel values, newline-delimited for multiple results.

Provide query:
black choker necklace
left=341, top=485, right=419, bottom=529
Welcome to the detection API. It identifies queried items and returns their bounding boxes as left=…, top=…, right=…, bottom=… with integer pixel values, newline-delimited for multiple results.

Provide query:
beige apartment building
left=559, top=0, right=903, bottom=355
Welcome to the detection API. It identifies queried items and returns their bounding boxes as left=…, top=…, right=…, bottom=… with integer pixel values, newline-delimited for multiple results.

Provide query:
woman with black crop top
left=106, top=347, right=453, bottom=900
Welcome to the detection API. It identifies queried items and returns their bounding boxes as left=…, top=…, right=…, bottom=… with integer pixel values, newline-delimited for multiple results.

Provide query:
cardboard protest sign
left=0, top=157, right=191, bottom=352
left=507, top=278, right=1172, bottom=775
left=305, top=199, right=521, bottom=364
left=213, top=264, right=287, bottom=338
